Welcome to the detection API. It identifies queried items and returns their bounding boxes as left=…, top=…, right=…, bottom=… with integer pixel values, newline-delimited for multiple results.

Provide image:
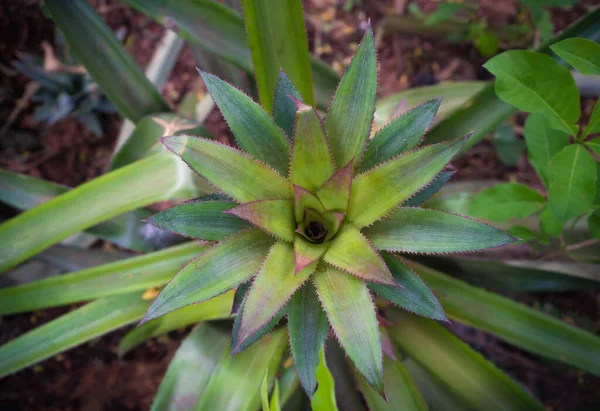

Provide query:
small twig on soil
left=0, top=82, right=40, bottom=138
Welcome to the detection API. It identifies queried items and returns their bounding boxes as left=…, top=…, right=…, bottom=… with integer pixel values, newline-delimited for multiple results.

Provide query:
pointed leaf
left=119, top=291, right=233, bottom=356
left=200, top=71, right=289, bottom=173
left=361, top=98, right=442, bottom=172
left=548, top=144, right=597, bottom=222
left=142, top=229, right=272, bottom=323
left=290, top=104, right=335, bottom=191
left=294, top=235, right=328, bottom=275
left=231, top=299, right=288, bottom=355
left=234, top=242, right=312, bottom=352
left=348, top=137, right=467, bottom=228
left=289, top=283, right=330, bottom=397
left=0, top=292, right=149, bottom=377
left=311, top=347, right=339, bottom=411
left=273, top=71, right=303, bottom=139
left=293, top=184, right=325, bottom=222
left=231, top=280, right=252, bottom=315
left=323, top=225, right=395, bottom=285
left=369, top=253, right=445, bottom=320
left=387, top=308, right=545, bottom=411
left=586, top=136, right=600, bottom=156
left=226, top=199, right=295, bottom=241
left=469, top=183, right=546, bottom=222
left=365, top=208, right=516, bottom=253
left=550, top=38, right=600, bottom=75
left=403, top=171, right=454, bottom=207
left=315, top=161, right=353, bottom=212
left=147, top=198, right=251, bottom=241
left=583, top=99, right=600, bottom=138
left=313, top=265, right=383, bottom=392
left=325, top=28, right=377, bottom=168
left=162, top=135, right=290, bottom=203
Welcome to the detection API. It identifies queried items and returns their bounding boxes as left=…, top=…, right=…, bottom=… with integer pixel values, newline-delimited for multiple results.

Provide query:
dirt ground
left=1, top=0, right=599, bottom=410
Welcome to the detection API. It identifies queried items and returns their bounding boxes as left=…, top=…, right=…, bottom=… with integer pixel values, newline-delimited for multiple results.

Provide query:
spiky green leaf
left=200, top=71, right=289, bottom=174
left=231, top=280, right=252, bottom=315
left=142, top=229, right=272, bottom=323
left=293, top=185, right=325, bottom=222
left=348, top=137, right=467, bottom=228
left=313, top=266, right=383, bottom=392
left=362, top=98, right=441, bottom=171
left=323, top=225, right=395, bottom=285
left=325, top=28, right=377, bottom=168
left=403, top=171, right=454, bottom=207
left=273, top=71, right=303, bottom=138
left=366, top=207, right=516, bottom=253
left=315, top=161, right=353, bottom=212
left=294, top=235, right=328, bottom=275
left=290, top=103, right=335, bottom=191
left=288, top=282, right=330, bottom=397
left=226, top=199, right=295, bottom=241
left=162, top=135, right=290, bottom=203
left=231, top=300, right=287, bottom=355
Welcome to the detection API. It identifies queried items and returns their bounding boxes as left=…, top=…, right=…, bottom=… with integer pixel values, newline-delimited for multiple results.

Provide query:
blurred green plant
left=0, top=1, right=599, bottom=410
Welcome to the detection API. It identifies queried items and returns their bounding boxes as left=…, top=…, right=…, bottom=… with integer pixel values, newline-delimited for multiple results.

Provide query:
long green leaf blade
left=288, top=282, right=330, bottom=397
left=273, top=71, right=303, bottom=138
left=162, top=135, right=290, bottom=202
left=0, top=153, right=199, bottom=273
left=226, top=199, right=295, bottom=241
left=313, top=266, right=383, bottom=392
left=0, top=292, right=149, bottom=378
left=142, top=229, right=272, bottom=323
left=44, top=0, right=168, bottom=122
left=365, top=207, right=516, bottom=253
left=325, top=27, right=377, bottom=169
left=348, top=137, right=467, bottom=228
left=387, top=308, right=544, bottom=411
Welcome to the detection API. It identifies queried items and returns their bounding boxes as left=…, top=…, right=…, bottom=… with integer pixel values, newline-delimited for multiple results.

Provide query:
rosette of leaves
left=142, top=28, right=515, bottom=396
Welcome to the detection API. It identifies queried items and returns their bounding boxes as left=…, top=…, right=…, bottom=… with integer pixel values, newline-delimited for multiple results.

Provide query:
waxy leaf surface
left=226, top=199, right=295, bottom=242
left=469, top=183, right=545, bottom=222
left=550, top=38, right=600, bottom=75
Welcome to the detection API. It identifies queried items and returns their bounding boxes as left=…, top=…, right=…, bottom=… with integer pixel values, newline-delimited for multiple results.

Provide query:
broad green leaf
left=311, top=348, right=339, bottom=411
left=162, top=135, right=290, bottom=203
left=583, top=99, right=600, bottom=138
left=323, top=225, right=394, bottom=285
left=233, top=242, right=311, bottom=351
left=109, top=113, right=213, bottom=171
left=361, top=98, right=442, bottom=172
left=357, top=356, right=427, bottom=411
left=325, top=27, right=377, bottom=169
left=484, top=50, right=580, bottom=134
left=0, top=242, right=206, bottom=315
left=366, top=207, right=516, bottom=253
left=540, top=207, right=564, bottom=237
left=0, top=170, right=157, bottom=252
left=348, top=137, right=467, bottom=228
left=226, top=199, right=295, bottom=241
left=242, top=0, right=314, bottom=111
left=387, top=308, right=544, bottom=411
left=548, top=144, right=597, bottom=222
left=273, top=71, right=303, bottom=138
left=0, top=292, right=149, bottom=378
left=119, top=291, right=233, bottom=356
left=288, top=282, right=330, bottom=397
left=585, top=136, right=600, bottom=155
left=551, top=38, right=600, bottom=75
left=313, top=266, right=383, bottom=392
left=523, top=113, right=570, bottom=186
left=147, top=198, right=250, bottom=241
left=200, top=72, right=289, bottom=174
left=150, top=323, right=230, bottom=411
left=0, top=153, right=200, bottom=273
left=404, top=171, right=454, bottom=207
left=369, top=253, right=446, bottom=320
left=411, top=261, right=600, bottom=375
left=315, top=161, right=353, bottom=212
left=290, top=104, right=335, bottom=191
left=44, top=0, right=168, bottom=122
left=294, top=235, right=328, bottom=275
left=492, top=124, right=524, bottom=167
left=589, top=211, right=600, bottom=239
left=469, top=183, right=545, bottom=222
left=142, top=229, right=272, bottom=323
left=417, top=255, right=600, bottom=291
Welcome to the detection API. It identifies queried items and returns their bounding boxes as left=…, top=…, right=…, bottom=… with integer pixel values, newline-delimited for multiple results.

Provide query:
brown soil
left=1, top=0, right=599, bottom=410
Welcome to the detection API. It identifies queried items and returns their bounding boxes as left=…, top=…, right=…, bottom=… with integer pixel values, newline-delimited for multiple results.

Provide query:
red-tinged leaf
left=316, top=161, right=354, bottom=212
left=294, top=235, right=329, bottom=275
left=322, top=225, right=395, bottom=285
left=233, top=242, right=313, bottom=353
left=141, top=229, right=272, bottom=324
left=325, top=27, right=377, bottom=169
left=289, top=101, right=335, bottom=191
left=225, top=199, right=295, bottom=242
left=161, top=135, right=290, bottom=203
left=348, top=137, right=468, bottom=228
left=365, top=207, right=517, bottom=254
left=293, top=184, right=325, bottom=222
left=313, top=265, right=383, bottom=393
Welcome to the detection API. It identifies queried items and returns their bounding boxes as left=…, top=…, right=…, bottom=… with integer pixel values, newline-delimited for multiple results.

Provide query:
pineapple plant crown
left=142, top=27, right=516, bottom=396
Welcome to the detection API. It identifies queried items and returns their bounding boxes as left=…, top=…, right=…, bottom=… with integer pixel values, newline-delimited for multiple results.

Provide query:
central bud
left=305, top=221, right=328, bottom=243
